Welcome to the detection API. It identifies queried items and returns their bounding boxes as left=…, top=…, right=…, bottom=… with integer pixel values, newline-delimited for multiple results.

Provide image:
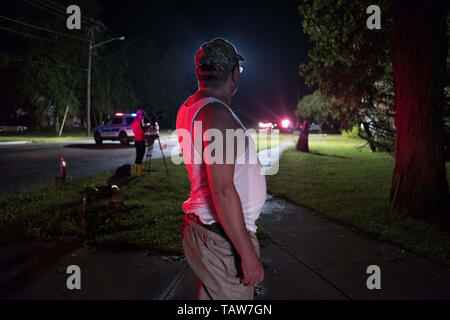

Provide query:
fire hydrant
left=109, top=185, right=124, bottom=213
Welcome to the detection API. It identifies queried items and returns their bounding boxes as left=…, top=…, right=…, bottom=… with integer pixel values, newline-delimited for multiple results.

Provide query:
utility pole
left=86, top=26, right=124, bottom=137
left=86, top=25, right=94, bottom=136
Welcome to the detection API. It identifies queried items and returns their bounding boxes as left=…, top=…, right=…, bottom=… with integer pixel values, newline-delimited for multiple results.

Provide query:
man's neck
left=196, top=88, right=231, bottom=105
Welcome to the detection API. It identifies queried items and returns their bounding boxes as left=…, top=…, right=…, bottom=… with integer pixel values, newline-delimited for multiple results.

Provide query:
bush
left=341, top=126, right=360, bottom=139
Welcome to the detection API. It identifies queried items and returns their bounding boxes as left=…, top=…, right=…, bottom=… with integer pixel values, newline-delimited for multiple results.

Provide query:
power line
left=38, top=0, right=67, bottom=11
left=0, top=25, right=56, bottom=43
left=30, top=0, right=72, bottom=16
left=28, top=0, right=92, bottom=26
left=34, top=0, right=105, bottom=29
left=30, top=0, right=92, bottom=30
left=0, top=14, right=87, bottom=42
left=22, top=0, right=90, bottom=34
left=23, top=0, right=122, bottom=46
left=23, top=0, right=69, bottom=21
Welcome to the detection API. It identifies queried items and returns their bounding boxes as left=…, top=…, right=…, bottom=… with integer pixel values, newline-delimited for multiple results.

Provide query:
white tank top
left=176, top=96, right=266, bottom=232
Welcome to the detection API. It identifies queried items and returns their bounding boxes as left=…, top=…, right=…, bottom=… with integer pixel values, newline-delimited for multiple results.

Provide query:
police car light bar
left=115, top=113, right=124, bottom=116
left=259, top=122, right=273, bottom=128
left=132, top=113, right=137, bottom=117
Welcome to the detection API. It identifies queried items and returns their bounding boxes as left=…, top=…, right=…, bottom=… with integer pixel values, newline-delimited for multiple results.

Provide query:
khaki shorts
left=182, top=216, right=260, bottom=300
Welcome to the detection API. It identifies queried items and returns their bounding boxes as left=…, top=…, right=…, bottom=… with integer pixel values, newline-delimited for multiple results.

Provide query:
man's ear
left=231, top=65, right=240, bottom=85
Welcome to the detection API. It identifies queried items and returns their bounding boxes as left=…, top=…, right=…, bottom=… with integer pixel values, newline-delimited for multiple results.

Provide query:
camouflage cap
left=195, top=38, right=244, bottom=78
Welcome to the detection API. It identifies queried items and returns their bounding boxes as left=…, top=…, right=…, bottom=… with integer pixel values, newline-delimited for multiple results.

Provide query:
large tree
left=296, top=90, right=332, bottom=152
left=299, top=0, right=449, bottom=217
left=0, top=0, right=137, bottom=133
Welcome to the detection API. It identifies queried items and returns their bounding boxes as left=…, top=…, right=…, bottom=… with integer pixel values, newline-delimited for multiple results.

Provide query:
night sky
left=98, top=0, right=312, bottom=126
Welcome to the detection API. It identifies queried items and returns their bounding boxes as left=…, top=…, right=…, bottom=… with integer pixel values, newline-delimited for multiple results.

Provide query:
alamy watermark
left=66, top=5, right=81, bottom=30
left=366, top=265, right=381, bottom=290
left=66, top=265, right=81, bottom=290
left=170, top=126, right=280, bottom=175
left=366, top=5, right=381, bottom=30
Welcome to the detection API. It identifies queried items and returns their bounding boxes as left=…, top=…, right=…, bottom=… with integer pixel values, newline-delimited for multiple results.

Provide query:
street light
left=86, top=34, right=125, bottom=136
left=91, top=36, right=125, bottom=50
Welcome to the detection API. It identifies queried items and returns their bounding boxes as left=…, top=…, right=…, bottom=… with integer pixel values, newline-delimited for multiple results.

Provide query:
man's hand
left=241, top=253, right=264, bottom=287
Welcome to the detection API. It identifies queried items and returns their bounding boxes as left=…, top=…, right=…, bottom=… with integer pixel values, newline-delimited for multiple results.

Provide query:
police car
left=94, top=113, right=136, bottom=146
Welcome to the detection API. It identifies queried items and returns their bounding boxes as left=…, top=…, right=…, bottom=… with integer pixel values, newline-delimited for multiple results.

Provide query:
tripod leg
left=147, top=144, right=153, bottom=173
left=144, top=150, right=148, bottom=174
left=157, top=136, right=169, bottom=176
left=144, top=142, right=153, bottom=174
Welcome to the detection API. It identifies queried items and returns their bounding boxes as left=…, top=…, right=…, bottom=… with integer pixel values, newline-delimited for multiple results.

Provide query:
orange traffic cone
left=162, top=139, right=167, bottom=149
left=59, top=157, right=67, bottom=179
left=55, top=157, right=67, bottom=184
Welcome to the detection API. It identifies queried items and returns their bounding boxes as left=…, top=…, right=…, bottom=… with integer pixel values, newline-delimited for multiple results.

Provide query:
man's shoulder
left=198, top=101, right=231, bottom=118
left=197, top=102, right=240, bottom=132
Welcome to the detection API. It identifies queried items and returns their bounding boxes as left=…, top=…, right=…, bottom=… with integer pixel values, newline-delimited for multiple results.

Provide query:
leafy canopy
left=298, top=0, right=393, bottom=129
left=296, top=90, right=332, bottom=125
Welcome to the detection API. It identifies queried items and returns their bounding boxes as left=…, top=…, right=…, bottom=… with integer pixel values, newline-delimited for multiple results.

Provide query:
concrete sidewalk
left=167, top=195, right=450, bottom=300
left=3, top=194, right=450, bottom=300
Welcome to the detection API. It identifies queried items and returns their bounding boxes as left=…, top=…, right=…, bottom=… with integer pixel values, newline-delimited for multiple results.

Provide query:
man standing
left=132, top=109, right=146, bottom=176
left=176, top=38, right=266, bottom=300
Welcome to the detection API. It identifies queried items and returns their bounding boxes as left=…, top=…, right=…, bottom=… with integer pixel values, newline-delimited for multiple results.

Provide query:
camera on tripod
left=144, top=110, right=162, bottom=145
left=142, top=109, right=169, bottom=176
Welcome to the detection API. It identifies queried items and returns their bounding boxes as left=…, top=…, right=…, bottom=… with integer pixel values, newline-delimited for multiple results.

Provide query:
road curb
left=0, top=141, right=32, bottom=145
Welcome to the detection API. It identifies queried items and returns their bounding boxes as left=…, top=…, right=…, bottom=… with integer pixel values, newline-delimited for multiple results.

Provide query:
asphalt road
left=0, top=138, right=178, bottom=197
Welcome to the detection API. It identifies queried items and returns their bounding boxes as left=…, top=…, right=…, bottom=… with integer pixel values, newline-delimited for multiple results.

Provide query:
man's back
left=176, top=95, right=266, bottom=232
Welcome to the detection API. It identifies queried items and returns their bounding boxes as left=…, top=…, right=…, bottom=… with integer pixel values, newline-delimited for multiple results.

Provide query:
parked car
left=0, top=125, right=27, bottom=133
left=94, top=113, right=136, bottom=146
left=259, top=118, right=295, bottom=133
left=295, top=120, right=321, bottom=134
left=309, top=123, right=321, bottom=133
left=258, top=120, right=277, bottom=132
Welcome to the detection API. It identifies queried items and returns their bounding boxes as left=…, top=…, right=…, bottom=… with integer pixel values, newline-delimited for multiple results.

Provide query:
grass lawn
left=253, top=131, right=294, bottom=151
left=0, top=130, right=281, bottom=255
left=5, top=132, right=447, bottom=264
left=0, top=128, right=92, bottom=144
left=0, top=159, right=190, bottom=254
left=268, top=135, right=450, bottom=266
left=0, top=134, right=275, bottom=254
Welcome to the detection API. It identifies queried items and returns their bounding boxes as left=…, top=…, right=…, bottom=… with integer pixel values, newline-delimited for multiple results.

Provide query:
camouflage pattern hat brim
left=195, top=38, right=244, bottom=78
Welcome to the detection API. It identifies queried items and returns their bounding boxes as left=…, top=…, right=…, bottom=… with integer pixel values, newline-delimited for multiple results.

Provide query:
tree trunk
left=362, top=121, right=376, bottom=152
left=296, top=120, right=310, bottom=152
left=389, top=0, right=449, bottom=217
left=93, top=111, right=98, bottom=127
left=55, top=116, right=60, bottom=135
